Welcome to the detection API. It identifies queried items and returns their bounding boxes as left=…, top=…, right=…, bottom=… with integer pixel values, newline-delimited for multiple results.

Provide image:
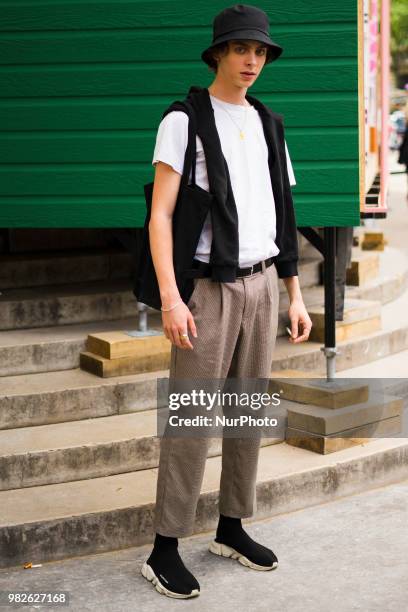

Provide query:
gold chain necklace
left=209, top=93, right=250, bottom=140
left=219, top=104, right=249, bottom=140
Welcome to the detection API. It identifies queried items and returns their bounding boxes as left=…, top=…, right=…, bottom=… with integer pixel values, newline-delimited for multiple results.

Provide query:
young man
left=141, top=4, right=312, bottom=599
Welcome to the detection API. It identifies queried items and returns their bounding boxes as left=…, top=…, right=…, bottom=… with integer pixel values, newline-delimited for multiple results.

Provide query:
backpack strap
left=182, top=101, right=197, bottom=187
left=162, top=100, right=197, bottom=188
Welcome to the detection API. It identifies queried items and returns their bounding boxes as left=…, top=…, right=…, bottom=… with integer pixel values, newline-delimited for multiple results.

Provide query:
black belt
left=191, top=256, right=276, bottom=278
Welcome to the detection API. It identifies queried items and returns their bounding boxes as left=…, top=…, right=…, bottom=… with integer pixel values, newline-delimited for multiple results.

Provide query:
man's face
left=216, top=39, right=268, bottom=87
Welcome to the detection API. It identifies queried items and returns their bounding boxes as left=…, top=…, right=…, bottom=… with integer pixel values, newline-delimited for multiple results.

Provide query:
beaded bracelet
left=161, top=300, right=183, bottom=312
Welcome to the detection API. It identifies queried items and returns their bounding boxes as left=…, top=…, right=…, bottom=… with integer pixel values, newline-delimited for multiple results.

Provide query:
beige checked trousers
left=154, top=260, right=280, bottom=537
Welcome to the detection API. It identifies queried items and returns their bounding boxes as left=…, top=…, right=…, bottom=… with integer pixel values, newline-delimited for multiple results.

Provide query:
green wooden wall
left=0, top=0, right=359, bottom=227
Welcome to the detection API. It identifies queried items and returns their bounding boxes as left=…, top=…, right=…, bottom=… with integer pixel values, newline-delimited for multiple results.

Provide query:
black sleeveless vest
left=161, top=86, right=299, bottom=281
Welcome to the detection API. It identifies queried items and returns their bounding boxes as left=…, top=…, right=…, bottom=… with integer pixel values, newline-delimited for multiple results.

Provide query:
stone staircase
left=1, top=238, right=408, bottom=568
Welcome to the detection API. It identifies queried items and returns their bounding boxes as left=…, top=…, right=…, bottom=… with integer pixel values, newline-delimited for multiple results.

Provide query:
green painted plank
left=0, top=1, right=357, bottom=31
left=0, top=165, right=359, bottom=196
left=0, top=128, right=359, bottom=163
left=295, top=193, right=361, bottom=225
left=296, top=207, right=360, bottom=226
left=0, top=199, right=147, bottom=227
left=0, top=27, right=357, bottom=65
left=0, top=94, right=359, bottom=130
left=0, top=195, right=360, bottom=228
left=0, top=60, right=358, bottom=97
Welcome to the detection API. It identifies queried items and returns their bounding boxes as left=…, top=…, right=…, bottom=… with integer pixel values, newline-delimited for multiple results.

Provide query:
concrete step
left=2, top=290, right=408, bottom=431
left=49, top=281, right=408, bottom=377
left=79, top=332, right=171, bottom=378
left=0, top=315, right=152, bottom=378
left=0, top=248, right=133, bottom=290
left=0, top=278, right=137, bottom=331
left=274, top=282, right=408, bottom=375
left=0, top=410, right=286, bottom=491
left=345, top=246, right=408, bottom=305
left=1, top=248, right=406, bottom=377
left=286, top=393, right=403, bottom=435
left=1, top=437, right=407, bottom=569
left=0, top=257, right=322, bottom=332
left=361, top=231, right=387, bottom=250
left=0, top=367, right=162, bottom=430
left=346, top=248, right=380, bottom=286
left=294, top=255, right=323, bottom=287
left=286, top=414, right=403, bottom=454
left=308, top=298, right=382, bottom=343
left=298, top=236, right=322, bottom=260
left=0, top=243, right=318, bottom=292
left=340, top=348, right=408, bottom=378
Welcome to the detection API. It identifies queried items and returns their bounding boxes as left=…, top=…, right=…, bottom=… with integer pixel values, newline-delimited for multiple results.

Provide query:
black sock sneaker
left=209, top=514, right=278, bottom=571
left=141, top=534, right=200, bottom=599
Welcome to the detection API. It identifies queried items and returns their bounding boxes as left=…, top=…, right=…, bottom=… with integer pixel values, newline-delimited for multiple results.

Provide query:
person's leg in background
left=401, top=163, right=408, bottom=201
left=335, top=226, right=354, bottom=321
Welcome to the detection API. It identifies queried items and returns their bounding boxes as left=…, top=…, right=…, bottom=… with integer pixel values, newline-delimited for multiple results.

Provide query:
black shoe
left=209, top=515, right=278, bottom=571
left=209, top=538, right=278, bottom=570
left=141, top=549, right=200, bottom=599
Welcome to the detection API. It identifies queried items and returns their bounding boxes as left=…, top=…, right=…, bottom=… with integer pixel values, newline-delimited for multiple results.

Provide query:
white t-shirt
left=152, top=93, right=296, bottom=268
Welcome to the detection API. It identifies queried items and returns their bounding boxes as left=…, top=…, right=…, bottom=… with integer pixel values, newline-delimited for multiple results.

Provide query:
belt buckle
left=249, top=264, right=254, bottom=276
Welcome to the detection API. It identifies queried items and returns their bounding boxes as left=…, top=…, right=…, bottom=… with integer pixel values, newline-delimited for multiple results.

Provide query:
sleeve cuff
left=275, top=260, right=298, bottom=279
left=152, top=158, right=183, bottom=175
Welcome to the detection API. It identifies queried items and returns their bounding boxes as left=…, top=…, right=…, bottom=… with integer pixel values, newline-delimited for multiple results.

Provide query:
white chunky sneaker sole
left=141, top=562, right=200, bottom=599
left=209, top=540, right=278, bottom=571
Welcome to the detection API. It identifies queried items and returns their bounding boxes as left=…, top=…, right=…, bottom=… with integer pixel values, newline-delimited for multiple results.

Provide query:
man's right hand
left=162, top=303, right=197, bottom=349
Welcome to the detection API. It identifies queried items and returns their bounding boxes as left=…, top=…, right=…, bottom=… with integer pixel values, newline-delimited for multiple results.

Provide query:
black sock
left=215, top=514, right=278, bottom=567
left=146, top=533, right=200, bottom=595
left=216, top=514, right=243, bottom=539
left=153, top=533, right=178, bottom=552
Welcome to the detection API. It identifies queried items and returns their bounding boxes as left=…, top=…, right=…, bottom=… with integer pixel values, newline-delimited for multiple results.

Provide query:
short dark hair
left=207, top=40, right=273, bottom=73
left=206, top=42, right=229, bottom=73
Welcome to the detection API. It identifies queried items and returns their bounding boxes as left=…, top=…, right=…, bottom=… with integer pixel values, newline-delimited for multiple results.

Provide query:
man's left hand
left=287, top=299, right=313, bottom=343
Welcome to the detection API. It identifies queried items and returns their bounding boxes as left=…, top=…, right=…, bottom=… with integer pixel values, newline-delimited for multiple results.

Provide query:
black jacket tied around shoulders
left=162, top=86, right=299, bottom=281
left=133, top=86, right=299, bottom=311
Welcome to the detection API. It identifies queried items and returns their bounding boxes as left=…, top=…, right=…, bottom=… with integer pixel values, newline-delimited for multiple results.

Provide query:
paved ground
left=340, top=151, right=408, bottom=379
left=341, top=347, right=408, bottom=377
left=382, top=151, right=408, bottom=255
left=1, top=478, right=407, bottom=612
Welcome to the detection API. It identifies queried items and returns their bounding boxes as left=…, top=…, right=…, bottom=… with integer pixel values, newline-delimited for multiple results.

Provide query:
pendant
left=239, top=132, right=244, bottom=140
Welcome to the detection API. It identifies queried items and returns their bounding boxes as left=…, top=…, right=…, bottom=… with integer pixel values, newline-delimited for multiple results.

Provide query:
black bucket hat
left=201, top=4, right=283, bottom=67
